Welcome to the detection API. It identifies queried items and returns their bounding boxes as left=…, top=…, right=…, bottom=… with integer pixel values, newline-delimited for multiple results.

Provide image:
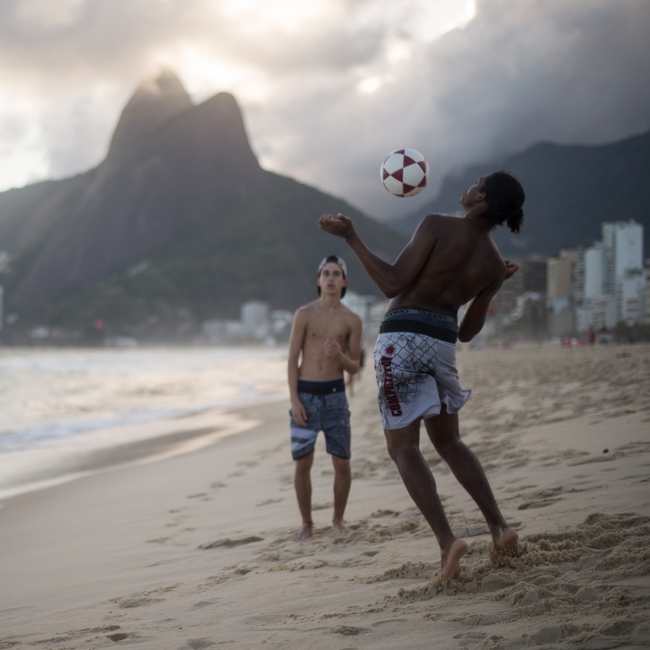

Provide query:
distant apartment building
left=548, top=249, right=577, bottom=302
left=342, top=291, right=377, bottom=340
left=491, top=255, right=548, bottom=338
left=575, top=220, right=645, bottom=331
left=241, top=300, right=270, bottom=339
left=270, top=310, right=293, bottom=341
left=546, top=249, right=578, bottom=336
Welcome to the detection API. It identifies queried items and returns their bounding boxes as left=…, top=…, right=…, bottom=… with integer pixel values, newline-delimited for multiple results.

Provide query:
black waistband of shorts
left=379, top=319, right=458, bottom=343
left=298, top=379, right=346, bottom=395
left=384, top=308, right=458, bottom=325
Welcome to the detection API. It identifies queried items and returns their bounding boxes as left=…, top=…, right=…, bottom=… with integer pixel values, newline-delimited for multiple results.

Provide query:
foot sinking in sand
left=441, top=539, right=469, bottom=580
left=494, top=527, right=519, bottom=557
left=292, top=519, right=351, bottom=541
left=441, top=527, right=519, bottom=580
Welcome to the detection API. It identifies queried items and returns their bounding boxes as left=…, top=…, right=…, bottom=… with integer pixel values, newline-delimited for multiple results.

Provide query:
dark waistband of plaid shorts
left=297, top=379, right=346, bottom=395
left=379, top=318, right=458, bottom=344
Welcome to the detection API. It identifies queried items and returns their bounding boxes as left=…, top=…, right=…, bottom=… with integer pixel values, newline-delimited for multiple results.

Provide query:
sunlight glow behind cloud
left=150, top=43, right=271, bottom=104
left=219, top=0, right=327, bottom=33
left=358, top=77, right=382, bottom=94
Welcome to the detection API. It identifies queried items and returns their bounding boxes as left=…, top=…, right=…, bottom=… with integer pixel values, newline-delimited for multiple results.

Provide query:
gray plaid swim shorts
left=289, top=379, right=351, bottom=460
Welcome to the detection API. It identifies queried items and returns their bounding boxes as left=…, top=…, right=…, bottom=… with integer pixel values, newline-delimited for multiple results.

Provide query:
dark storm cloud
left=288, top=0, right=650, bottom=218
left=419, top=0, right=650, bottom=154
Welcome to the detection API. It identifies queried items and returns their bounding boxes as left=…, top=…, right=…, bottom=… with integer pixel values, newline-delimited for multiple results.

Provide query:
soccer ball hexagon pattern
left=381, top=148, right=429, bottom=198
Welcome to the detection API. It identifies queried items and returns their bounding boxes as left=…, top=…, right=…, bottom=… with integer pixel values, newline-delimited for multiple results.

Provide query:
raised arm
left=318, top=213, right=439, bottom=298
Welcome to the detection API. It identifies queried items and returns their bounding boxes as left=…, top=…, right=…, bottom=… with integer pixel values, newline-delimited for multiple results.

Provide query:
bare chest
left=305, top=320, right=349, bottom=342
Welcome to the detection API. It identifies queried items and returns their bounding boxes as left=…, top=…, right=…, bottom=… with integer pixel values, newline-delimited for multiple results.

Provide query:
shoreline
left=0, top=394, right=286, bottom=502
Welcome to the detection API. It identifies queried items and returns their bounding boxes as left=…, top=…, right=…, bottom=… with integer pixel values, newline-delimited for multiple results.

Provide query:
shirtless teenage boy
left=318, top=171, right=524, bottom=578
left=288, top=255, right=363, bottom=541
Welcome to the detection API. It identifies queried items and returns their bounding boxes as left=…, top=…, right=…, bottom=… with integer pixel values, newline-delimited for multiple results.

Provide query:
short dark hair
left=317, top=255, right=347, bottom=298
left=481, top=171, right=525, bottom=234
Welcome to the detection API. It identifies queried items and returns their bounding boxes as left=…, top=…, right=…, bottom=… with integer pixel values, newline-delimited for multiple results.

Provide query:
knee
left=432, top=435, right=461, bottom=460
left=385, top=437, right=400, bottom=462
left=384, top=425, right=421, bottom=464
left=384, top=435, right=416, bottom=464
left=332, top=456, right=351, bottom=478
left=295, top=454, right=314, bottom=475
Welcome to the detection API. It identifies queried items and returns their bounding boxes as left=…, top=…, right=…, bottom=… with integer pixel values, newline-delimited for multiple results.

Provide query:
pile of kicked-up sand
left=1, top=343, right=649, bottom=649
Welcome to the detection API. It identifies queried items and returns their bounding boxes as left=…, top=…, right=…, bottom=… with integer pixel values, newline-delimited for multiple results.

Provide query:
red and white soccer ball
left=380, top=148, right=429, bottom=198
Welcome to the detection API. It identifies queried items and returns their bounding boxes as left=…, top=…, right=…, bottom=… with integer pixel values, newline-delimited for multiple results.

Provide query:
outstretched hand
left=318, top=213, right=355, bottom=240
left=504, top=259, right=519, bottom=280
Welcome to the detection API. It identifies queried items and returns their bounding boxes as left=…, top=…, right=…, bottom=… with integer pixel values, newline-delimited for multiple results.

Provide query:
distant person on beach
left=287, top=255, right=363, bottom=541
left=318, top=171, right=524, bottom=579
left=588, top=326, right=596, bottom=345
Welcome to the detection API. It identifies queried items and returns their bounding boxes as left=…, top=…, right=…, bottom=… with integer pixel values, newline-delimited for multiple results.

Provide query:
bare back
left=388, top=214, right=506, bottom=316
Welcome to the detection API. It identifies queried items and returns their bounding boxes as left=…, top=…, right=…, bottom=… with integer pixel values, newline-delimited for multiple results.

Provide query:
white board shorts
left=374, top=330, right=471, bottom=430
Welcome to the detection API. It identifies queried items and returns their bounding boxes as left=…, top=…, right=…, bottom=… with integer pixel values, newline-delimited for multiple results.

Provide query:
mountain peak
left=108, top=68, right=193, bottom=158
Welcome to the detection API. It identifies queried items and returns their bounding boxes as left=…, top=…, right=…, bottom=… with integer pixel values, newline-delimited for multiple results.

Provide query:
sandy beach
left=1, top=342, right=649, bottom=650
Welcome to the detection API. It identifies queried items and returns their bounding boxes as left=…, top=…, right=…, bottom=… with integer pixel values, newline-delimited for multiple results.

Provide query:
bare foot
left=494, top=527, right=519, bottom=557
left=332, top=520, right=350, bottom=535
left=292, top=522, right=313, bottom=541
left=441, top=539, right=468, bottom=580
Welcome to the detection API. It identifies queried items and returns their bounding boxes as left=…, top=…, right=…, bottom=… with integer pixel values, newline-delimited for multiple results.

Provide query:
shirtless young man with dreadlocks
left=318, top=171, right=524, bottom=579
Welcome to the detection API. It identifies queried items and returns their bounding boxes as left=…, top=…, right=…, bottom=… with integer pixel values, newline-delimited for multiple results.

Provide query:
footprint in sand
left=331, top=625, right=372, bottom=636
left=26, top=626, right=126, bottom=647
left=145, top=536, right=174, bottom=544
left=369, top=509, right=400, bottom=518
left=113, top=596, right=164, bottom=608
left=368, top=561, right=435, bottom=583
left=199, top=535, right=264, bottom=549
left=518, top=486, right=564, bottom=510
left=265, top=558, right=329, bottom=572
left=518, top=498, right=561, bottom=510
left=112, top=584, right=178, bottom=608
left=176, top=638, right=213, bottom=650
left=256, top=498, right=283, bottom=506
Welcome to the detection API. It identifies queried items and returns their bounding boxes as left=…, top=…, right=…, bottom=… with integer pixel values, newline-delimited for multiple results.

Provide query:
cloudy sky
left=1, top=0, right=649, bottom=219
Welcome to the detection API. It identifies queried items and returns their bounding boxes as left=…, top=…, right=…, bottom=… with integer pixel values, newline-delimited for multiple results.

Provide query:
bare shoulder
left=294, top=300, right=319, bottom=322
left=417, top=213, right=459, bottom=232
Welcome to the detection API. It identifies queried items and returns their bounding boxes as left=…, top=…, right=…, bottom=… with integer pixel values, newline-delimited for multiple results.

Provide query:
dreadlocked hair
left=482, top=171, right=525, bottom=234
